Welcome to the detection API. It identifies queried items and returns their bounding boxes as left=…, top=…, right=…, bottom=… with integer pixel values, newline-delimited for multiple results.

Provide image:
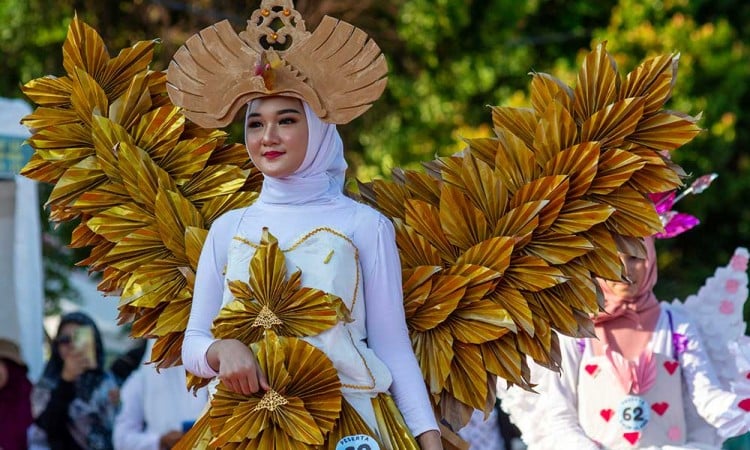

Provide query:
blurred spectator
left=458, top=407, right=506, bottom=449
left=113, top=340, right=208, bottom=450
left=0, top=338, right=33, bottom=450
left=28, top=312, right=120, bottom=450
left=109, top=339, right=147, bottom=386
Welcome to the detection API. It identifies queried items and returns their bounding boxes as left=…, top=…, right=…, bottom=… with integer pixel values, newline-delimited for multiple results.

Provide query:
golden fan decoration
left=212, top=228, right=347, bottom=344
left=358, top=42, right=700, bottom=429
left=208, top=331, right=343, bottom=449
left=186, top=228, right=347, bottom=390
left=19, top=15, right=262, bottom=368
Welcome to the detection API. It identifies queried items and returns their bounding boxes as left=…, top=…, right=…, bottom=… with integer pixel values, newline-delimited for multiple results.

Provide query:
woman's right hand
left=207, top=339, right=270, bottom=395
left=61, top=348, right=92, bottom=382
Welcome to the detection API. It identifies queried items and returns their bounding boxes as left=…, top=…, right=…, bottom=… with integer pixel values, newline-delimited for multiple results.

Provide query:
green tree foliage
left=591, top=0, right=750, bottom=308
left=2, top=0, right=748, bottom=324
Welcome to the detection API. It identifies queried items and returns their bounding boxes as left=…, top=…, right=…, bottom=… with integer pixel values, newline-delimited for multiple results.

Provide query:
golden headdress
left=166, top=0, right=388, bottom=127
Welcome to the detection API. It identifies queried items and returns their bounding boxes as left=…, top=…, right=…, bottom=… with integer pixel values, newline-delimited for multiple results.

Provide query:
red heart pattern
left=585, top=364, right=599, bottom=376
left=623, top=432, right=640, bottom=445
left=600, top=409, right=614, bottom=422
left=739, top=398, right=750, bottom=412
left=652, top=402, right=669, bottom=416
left=664, top=360, right=679, bottom=375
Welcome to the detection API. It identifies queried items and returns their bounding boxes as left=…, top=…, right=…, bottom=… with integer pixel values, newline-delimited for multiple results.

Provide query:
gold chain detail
left=252, top=389, right=288, bottom=412
left=341, top=328, right=377, bottom=390
left=253, top=305, right=283, bottom=329
left=233, top=227, right=361, bottom=311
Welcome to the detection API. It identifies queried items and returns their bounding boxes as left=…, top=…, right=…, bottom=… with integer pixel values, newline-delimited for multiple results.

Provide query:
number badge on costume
left=335, top=434, right=381, bottom=450
left=617, top=395, right=650, bottom=431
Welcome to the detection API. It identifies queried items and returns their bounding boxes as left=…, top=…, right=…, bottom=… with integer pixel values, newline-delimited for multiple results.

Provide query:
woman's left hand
left=417, top=430, right=443, bottom=449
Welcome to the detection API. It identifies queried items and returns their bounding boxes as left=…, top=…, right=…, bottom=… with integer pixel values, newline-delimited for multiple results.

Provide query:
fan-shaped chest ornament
left=166, top=0, right=388, bottom=128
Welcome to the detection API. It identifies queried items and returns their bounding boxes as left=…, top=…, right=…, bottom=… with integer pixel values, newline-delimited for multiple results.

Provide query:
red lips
left=262, top=151, right=284, bottom=160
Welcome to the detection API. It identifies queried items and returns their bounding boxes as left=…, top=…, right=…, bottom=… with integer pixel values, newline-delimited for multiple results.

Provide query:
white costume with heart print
left=536, top=304, right=740, bottom=450
left=499, top=249, right=750, bottom=450
left=577, top=327, right=686, bottom=448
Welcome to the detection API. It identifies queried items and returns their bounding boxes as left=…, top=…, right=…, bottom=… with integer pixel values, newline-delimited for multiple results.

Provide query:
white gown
left=182, top=193, right=438, bottom=437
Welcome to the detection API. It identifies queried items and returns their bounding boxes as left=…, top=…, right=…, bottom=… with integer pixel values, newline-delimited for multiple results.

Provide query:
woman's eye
left=279, top=117, right=297, bottom=125
left=247, top=121, right=263, bottom=129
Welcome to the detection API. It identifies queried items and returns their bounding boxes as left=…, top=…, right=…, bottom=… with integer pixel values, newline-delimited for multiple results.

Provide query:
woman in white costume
left=505, top=237, right=750, bottom=450
left=181, top=96, right=441, bottom=448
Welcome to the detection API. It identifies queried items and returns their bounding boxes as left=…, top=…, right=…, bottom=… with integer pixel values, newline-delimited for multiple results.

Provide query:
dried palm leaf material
left=173, top=412, right=212, bottom=450
left=358, top=42, right=700, bottom=429
left=19, top=15, right=261, bottom=367
left=207, top=332, right=342, bottom=449
left=371, top=394, right=421, bottom=450
left=213, top=228, right=348, bottom=341
left=184, top=228, right=347, bottom=390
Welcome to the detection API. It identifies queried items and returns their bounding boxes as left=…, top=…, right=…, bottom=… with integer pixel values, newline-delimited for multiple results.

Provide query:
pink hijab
left=592, top=237, right=661, bottom=394
left=593, top=236, right=660, bottom=327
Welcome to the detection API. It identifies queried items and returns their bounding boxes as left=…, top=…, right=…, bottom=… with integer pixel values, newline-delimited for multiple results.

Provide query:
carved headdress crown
left=167, top=0, right=388, bottom=128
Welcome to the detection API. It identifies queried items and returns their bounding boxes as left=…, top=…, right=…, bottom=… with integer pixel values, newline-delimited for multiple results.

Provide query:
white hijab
left=246, top=99, right=348, bottom=205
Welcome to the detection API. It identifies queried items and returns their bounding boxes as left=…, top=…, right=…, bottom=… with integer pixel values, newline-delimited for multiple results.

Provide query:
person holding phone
left=28, top=312, right=120, bottom=450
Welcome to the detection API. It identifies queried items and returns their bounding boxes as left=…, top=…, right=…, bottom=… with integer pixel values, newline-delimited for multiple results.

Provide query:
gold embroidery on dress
left=253, top=304, right=283, bottom=329
left=341, top=327, right=377, bottom=390
left=233, top=227, right=361, bottom=311
left=323, top=249, right=334, bottom=264
left=253, top=389, right=288, bottom=412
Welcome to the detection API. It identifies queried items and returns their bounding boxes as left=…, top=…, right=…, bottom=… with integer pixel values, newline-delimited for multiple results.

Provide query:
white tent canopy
left=0, top=97, right=44, bottom=380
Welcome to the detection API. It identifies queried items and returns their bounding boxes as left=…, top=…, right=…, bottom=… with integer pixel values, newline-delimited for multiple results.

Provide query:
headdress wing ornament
left=166, top=0, right=388, bottom=127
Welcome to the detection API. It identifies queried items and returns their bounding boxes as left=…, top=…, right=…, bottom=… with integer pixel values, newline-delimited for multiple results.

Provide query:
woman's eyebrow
left=247, top=108, right=302, bottom=118
left=277, top=108, right=302, bottom=115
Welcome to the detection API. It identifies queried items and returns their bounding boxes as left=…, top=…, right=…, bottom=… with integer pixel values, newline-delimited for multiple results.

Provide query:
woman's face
left=56, top=323, right=80, bottom=360
left=245, top=96, right=308, bottom=179
left=603, top=253, right=649, bottom=298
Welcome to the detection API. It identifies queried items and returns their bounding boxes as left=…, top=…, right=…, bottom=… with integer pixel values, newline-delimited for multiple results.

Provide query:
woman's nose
left=261, top=124, right=280, bottom=145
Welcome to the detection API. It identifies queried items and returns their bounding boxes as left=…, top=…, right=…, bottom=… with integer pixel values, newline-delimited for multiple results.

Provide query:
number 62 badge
left=617, top=395, right=651, bottom=431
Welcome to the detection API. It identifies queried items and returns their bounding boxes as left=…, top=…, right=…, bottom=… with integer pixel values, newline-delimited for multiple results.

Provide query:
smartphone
left=73, top=326, right=98, bottom=368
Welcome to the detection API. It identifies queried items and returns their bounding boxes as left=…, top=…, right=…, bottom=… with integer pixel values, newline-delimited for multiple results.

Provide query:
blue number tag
left=335, top=434, right=380, bottom=450
left=617, top=395, right=650, bottom=431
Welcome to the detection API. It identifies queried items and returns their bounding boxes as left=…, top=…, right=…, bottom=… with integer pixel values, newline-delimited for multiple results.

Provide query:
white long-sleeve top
left=535, top=304, right=739, bottom=450
left=183, top=195, right=438, bottom=437
left=113, top=364, right=208, bottom=450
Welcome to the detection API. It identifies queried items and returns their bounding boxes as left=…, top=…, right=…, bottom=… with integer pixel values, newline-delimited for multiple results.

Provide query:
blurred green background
left=1, top=0, right=748, bottom=325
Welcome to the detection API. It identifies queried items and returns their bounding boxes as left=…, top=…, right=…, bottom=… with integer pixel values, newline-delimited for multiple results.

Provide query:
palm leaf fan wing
left=358, top=42, right=699, bottom=430
left=19, top=16, right=262, bottom=368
